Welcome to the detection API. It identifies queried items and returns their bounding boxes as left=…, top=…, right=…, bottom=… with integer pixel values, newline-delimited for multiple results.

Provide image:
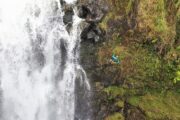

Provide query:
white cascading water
left=0, top=0, right=90, bottom=120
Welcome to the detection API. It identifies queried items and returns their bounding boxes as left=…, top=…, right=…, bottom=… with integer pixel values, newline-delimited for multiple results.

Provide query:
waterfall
left=0, top=0, right=90, bottom=120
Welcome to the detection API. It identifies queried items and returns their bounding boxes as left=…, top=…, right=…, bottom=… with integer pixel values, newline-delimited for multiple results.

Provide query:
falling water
left=0, top=0, right=90, bottom=120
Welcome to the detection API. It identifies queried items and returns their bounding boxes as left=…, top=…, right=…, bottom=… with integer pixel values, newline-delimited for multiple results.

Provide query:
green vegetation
left=95, top=0, right=180, bottom=119
left=115, top=100, right=124, bottom=108
left=126, top=0, right=134, bottom=14
left=154, top=0, right=167, bottom=33
left=174, top=65, right=180, bottom=83
left=104, top=86, right=180, bottom=119
left=105, top=113, right=124, bottom=120
left=98, top=0, right=179, bottom=88
left=137, top=91, right=180, bottom=120
left=104, top=86, right=125, bottom=99
left=128, top=96, right=140, bottom=106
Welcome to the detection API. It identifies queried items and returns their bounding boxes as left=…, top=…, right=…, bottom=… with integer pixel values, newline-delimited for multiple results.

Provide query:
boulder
left=60, top=0, right=66, bottom=6
left=78, top=5, right=90, bottom=19
left=80, top=23, right=104, bottom=43
left=77, top=0, right=108, bottom=23
left=77, top=0, right=108, bottom=43
left=61, top=2, right=74, bottom=32
left=63, top=5, right=74, bottom=25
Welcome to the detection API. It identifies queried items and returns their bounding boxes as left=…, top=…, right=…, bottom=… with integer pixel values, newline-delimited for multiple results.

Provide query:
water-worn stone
left=78, top=0, right=108, bottom=23
left=63, top=5, right=74, bottom=25
left=61, top=1, right=75, bottom=32
left=77, top=0, right=108, bottom=43
left=80, top=23, right=104, bottom=43
left=78, top=5, right=90, bottom=19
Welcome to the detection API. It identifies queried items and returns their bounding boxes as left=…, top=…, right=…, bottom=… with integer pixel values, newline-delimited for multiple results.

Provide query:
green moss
left=128, top=96, right=140, bottom=106
left=104, top=86, right=144, bottom=100
left=154, top=0, right=167, bottom=33
left=122, top=47, right=163, bottom=87
left=137, top=0, right=175, bottom=43
left=99, top=12, right=114, bottom=30
left=99, top=0, right=135, bottom=31
left=125, top=91, right=180, bottom=119
left=175, top=0, right=180, bottom=9
left=177, top=46, right=180, bottom=50
left=105, top=113, right=124, bottom=120
left=174, top=65, right=180, bottom=83
left=155, top=16, right=167, bottom=33
left=115, top=100, right=124, bottom=108
left=137, top=91, right=180, bottom=120
left=126, top=0, right=134, bottom=14
left=95, top=82, right=104, bottom=90
left=104, top=86, right=125, bottom=99
left=175, top=10, right=180, bottom=44
left=96, top=0, right=179, bottom=119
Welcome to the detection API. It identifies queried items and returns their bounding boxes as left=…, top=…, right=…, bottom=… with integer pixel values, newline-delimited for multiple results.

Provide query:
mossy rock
left=128, top=96, right=141, bottom=107
left=115, top=100, right=124, bottom=108
left=104, top=86, right=125, bottom=99
left=105, top=113, right=124, bottom=120
left=128, top=91, right=180, bottom=120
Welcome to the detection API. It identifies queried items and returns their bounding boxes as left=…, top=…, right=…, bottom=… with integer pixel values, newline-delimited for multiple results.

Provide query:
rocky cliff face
left=77, top=0, right=180, bottom=120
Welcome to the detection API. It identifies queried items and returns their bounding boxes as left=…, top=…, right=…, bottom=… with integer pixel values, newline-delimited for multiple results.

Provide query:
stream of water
left=0, top=0, right=90, bottom=120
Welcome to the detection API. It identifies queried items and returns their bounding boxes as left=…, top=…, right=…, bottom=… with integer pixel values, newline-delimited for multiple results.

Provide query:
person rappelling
left=110, top=53, right=120, bottom=64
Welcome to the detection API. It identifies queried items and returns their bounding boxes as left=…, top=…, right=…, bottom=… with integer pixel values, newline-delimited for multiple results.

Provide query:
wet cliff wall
left=78, top=0, right=180, bottom=120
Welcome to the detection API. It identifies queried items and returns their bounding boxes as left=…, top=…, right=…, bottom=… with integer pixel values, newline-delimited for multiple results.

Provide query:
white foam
left=64, top=0, right=77, bottom=4
left=0, top=0, right=90, bottom=120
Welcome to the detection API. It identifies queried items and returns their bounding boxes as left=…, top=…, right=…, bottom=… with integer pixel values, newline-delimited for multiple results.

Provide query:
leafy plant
left=174, top=65, right=180, bottom=83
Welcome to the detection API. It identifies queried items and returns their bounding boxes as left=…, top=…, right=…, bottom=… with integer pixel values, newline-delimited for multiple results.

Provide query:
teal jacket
left=111, top=54, right=120, bottom=64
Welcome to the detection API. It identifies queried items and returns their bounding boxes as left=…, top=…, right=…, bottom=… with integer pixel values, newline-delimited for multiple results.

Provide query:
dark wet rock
left=60, top=0, right=66, bottom=6
left=124, top=102, right=146, bottom=120
left=77, top=0, right=108, bottom=23
left=65, top=23, right=72, bottom=33
left=77, top=0, right=108, bottom=43
left=59, top=38, right=67, bottom=78
left=63, top=5, right=74, bottom=25
left=78, top=1, right=110, bottom=119
left=75, top=68, right=92, bottom=120
left=80, top=41, right=98, bottom=70
left=78, top=0, right=180, bottom=120
left=61, top=3, right=74, bottom=32
left=91, top=91, right=109, bottom=120
left=77, top=5, right=90, bottom=19
left=80, top=23, right=104, bottom=43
